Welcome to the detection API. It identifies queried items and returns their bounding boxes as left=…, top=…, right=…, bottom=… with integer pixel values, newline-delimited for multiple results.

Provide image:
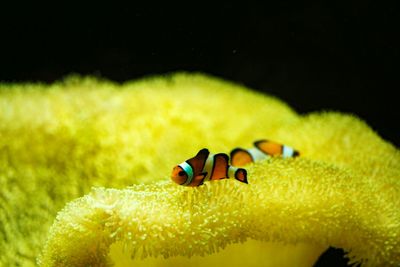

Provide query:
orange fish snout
left=171, top=165, right=188, bottom=185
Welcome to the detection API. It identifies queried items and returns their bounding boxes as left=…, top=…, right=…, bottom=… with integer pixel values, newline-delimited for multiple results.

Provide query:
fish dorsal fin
left=210, top=153, right=229, bottom=180
left=254, top=139, right=283, bottom=156
left=230, top=148, right=253, bottom=167
left=186, top=148, right=210, bottom=176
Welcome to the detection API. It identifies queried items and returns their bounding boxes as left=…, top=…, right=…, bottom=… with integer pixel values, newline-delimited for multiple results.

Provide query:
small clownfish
left=230, top=139, right=300, bottom=167
left=171, top=148, right=248, bottom=186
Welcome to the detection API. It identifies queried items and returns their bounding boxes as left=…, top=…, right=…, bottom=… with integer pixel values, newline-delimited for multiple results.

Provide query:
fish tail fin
left=229, top=166, right=248, bottom=184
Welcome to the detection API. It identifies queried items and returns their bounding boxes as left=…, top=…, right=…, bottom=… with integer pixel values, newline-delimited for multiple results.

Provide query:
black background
left=1, top=2, right=398, bottom=147
left=1, top=2, right=398, bottom=265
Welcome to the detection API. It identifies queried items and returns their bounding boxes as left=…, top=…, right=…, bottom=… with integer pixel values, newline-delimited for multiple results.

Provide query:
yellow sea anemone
left=0, top=73, right=399, bottom=266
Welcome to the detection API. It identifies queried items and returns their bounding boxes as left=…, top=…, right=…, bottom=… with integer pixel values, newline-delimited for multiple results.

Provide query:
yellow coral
left=0, top=73, right=399, bottom=266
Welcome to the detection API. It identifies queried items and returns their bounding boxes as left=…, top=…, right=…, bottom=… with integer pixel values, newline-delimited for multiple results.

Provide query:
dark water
left=1, top=3, right=397, bottom=148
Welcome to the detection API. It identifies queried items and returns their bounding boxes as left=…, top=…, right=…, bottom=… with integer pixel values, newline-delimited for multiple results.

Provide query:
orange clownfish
left=230, top=139, right=300, bottom=167
left=171, top=148, right=248, bottom=186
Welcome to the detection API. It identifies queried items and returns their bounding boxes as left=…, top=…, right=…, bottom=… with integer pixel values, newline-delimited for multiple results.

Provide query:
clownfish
left=230, top=139, right=300, bottom=167
left=171, top=148, right=248, bottom=186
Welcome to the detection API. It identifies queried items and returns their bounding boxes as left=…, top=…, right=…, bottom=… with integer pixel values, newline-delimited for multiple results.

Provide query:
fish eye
left=178, top=171, right=186, bottom=176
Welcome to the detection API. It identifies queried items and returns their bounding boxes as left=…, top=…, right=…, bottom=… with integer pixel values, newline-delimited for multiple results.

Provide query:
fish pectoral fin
left=195, top=172, right=208, bottom=185
left=195, top=172, right=207, bottom=180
